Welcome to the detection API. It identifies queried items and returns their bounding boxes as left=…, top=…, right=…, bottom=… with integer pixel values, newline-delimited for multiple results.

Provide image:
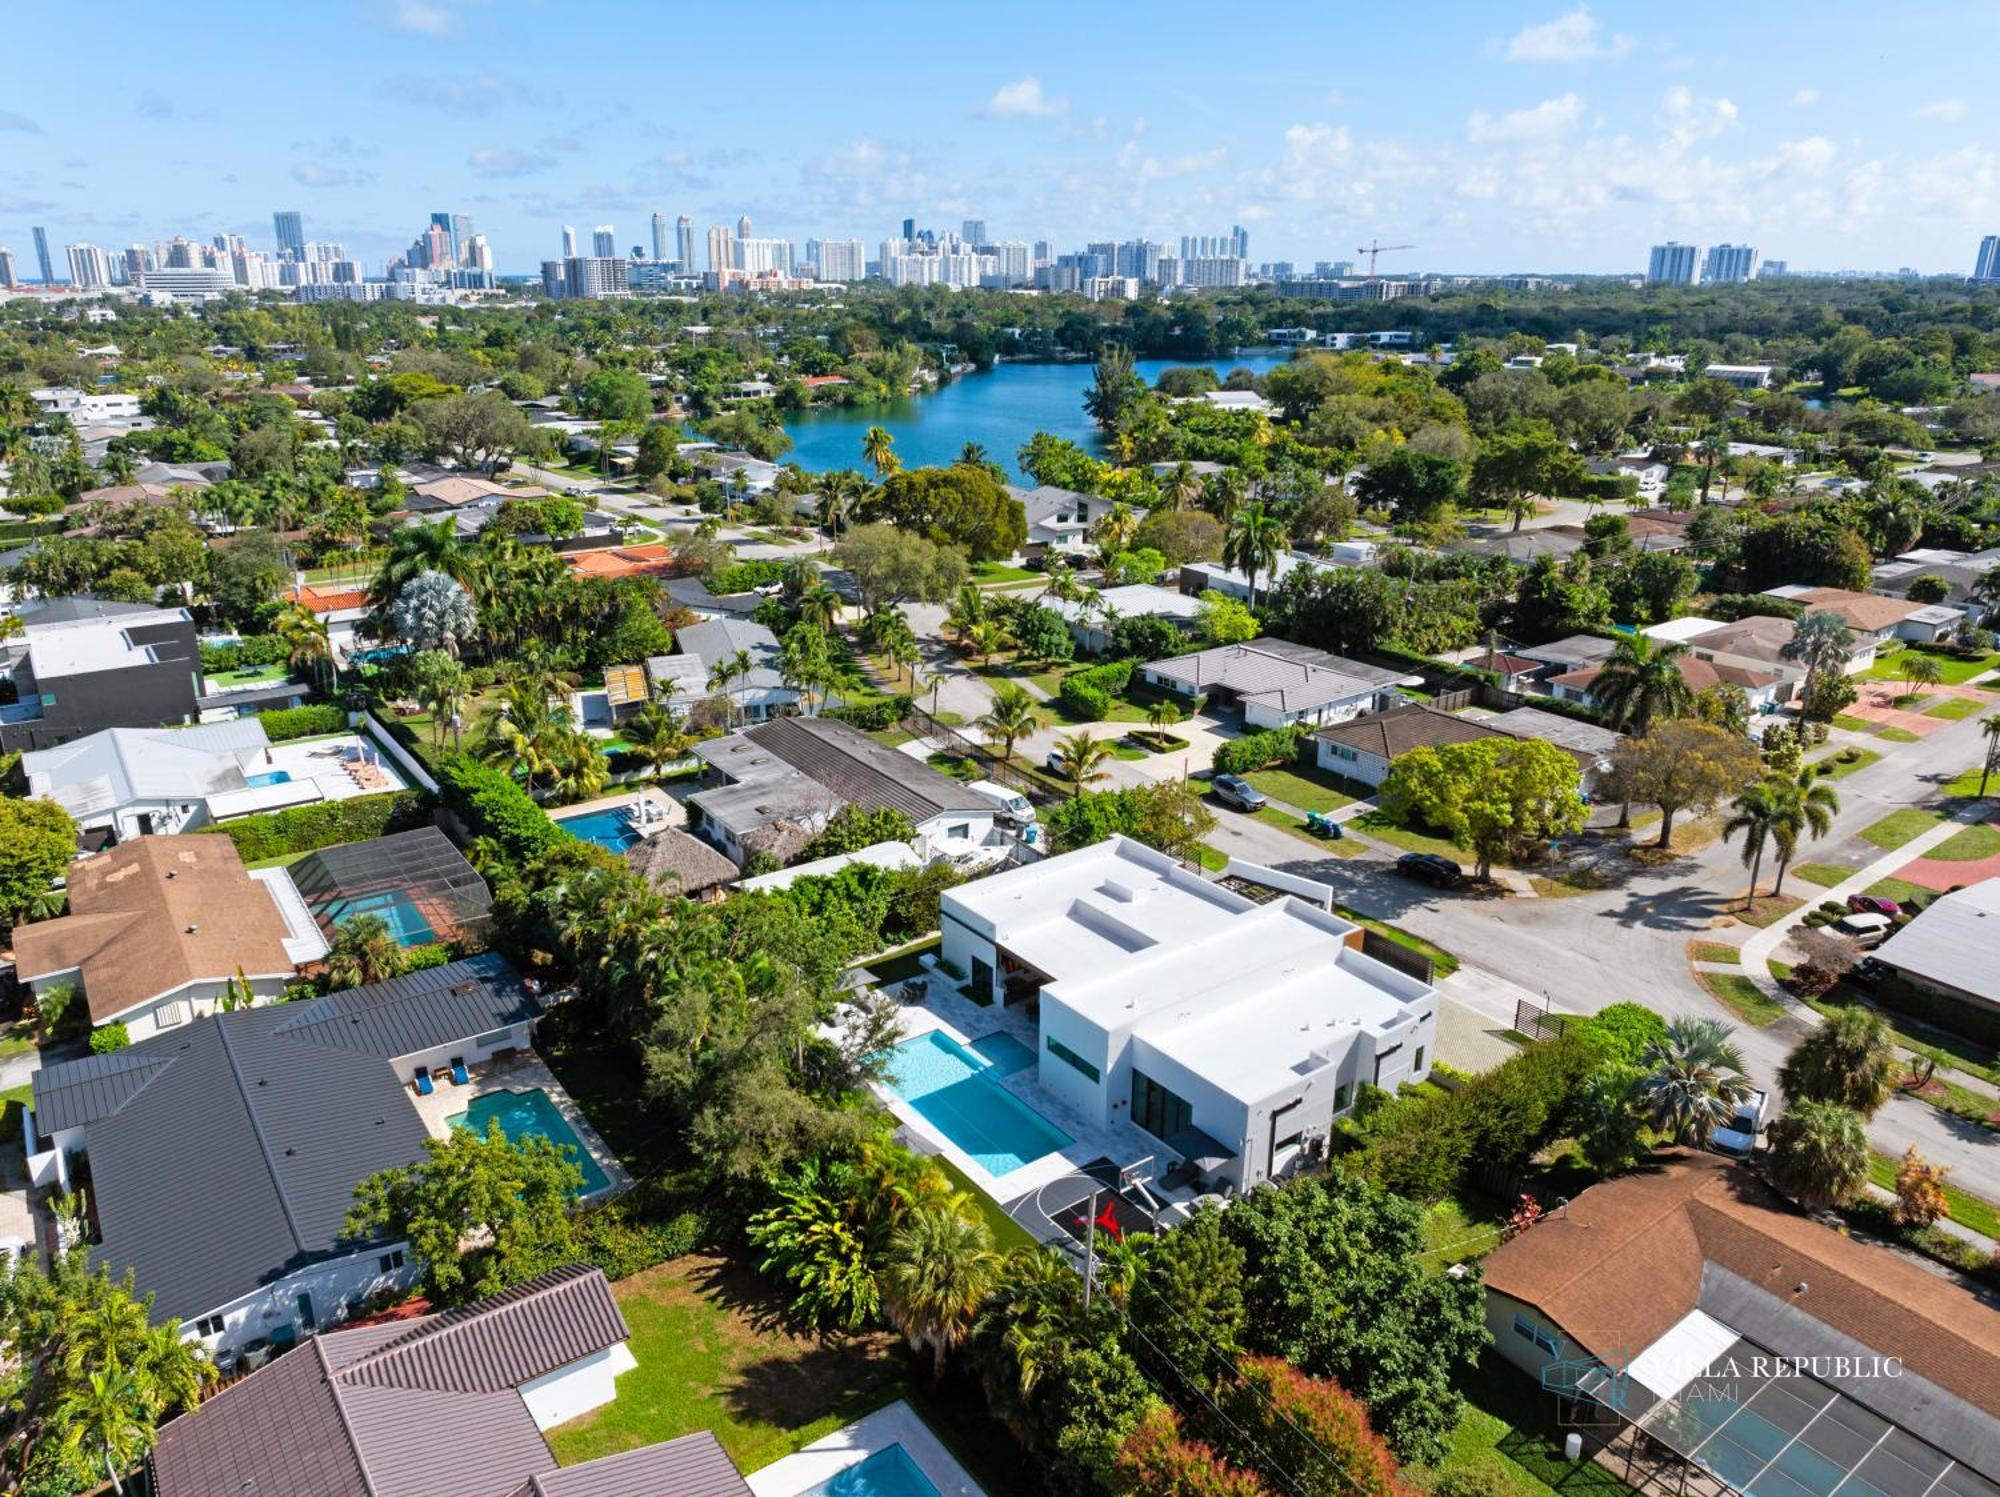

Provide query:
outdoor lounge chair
left=413, top=1066, right=434, bottom=1096
left=449, top=1057, right=470, bottom=1086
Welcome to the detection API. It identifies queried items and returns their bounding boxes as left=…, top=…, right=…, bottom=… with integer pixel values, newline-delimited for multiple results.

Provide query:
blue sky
left=4, top=2, right=1997, bottom=276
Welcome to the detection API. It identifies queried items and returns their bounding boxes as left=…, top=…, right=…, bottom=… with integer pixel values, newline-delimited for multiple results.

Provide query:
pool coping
left=418, top=1053, right=633, bottom=1204
left=744, top=1400, right=986, bottom=1497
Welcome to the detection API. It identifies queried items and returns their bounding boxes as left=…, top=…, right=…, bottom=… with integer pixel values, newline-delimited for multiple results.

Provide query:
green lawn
left=970, top=561, right=1038, bottom=584
left=1860, top=807, right=1945, bottom=850
left=1421, top=1195, right=1507, bottom=1268
left=1729, top=893, right=1803, bottom=929
left=1689, top=941, right=1741, bottom=965
left=1250, top=805, right=1368, bottom=855
left=1336, top=904, right=1461, bottom=977
left=1429, top=1355, right=1638, bottom=1497
left=1698, top=970, right=1787, bottom=1026
left=1812, top=748, right=1881, bottom=781
left=1243, top=764, right=1357, bottom=814
left=1350, top=809, right=1470, bottom=863
left=1831, top=714, right=1873, bottom=732
left=1943, top=766, right=1997, bottom=798
left=1929, top=822, right=2000, bottom=861
left=1189, top=841, right=1228, bottom=872
left=1926, top=697, right=1985, bottom=721
left=205, top=664, right=293, bottom=688
left=1867, top=1154, right=2000, bottom=1239
left=1878, top=727, right=1921, bottom=744
left=1865, top=876, right=1934, bottom=905
left=1791, top=862, right=1857, bottom=888
left=1860, top=648, right=2000, bottom=685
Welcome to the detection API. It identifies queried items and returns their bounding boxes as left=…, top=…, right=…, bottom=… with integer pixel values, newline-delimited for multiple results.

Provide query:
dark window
left=1513, top=1312, right=1558, bottom=1355
left=1334, top=1082, right=1353, bottom=1113
left=379, top=1250, right=405, bottom=1273
left=295, top=1292, right=316, bottom=1331
left=1414, top=1045, right=1426, bottom=1073
left=1130, top=1068, right=1192, bottom=1142
left=195, top=1314, right=224, bottom=1337
left=1275, top=1131, right=1303, bottom=1153
left=1047, top=1035, right=1100, bottom=1082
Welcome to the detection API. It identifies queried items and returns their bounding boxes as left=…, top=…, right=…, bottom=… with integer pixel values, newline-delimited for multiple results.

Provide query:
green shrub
left=1213, top=724, right=1304, bottom=776
left=436, top=754, right=564, bottom=863
left=256, top=703, right=347, bottom=741
left=198, top=790, right=428, bottom=863
left=201, top=635, right=291, bottom=673
left=403, top=943, right=454, bottom=971
left=1573, top=1002, right=1667, bottom=1067
left=822, top=695, right=914, bottom=732
left=1069, top=657, right=1135, bottom=694
left=708, top=558, right=786, bottom=595
left=90, top=1022, right=131, bottom=1054
left=1059, top=679, right=1111, bottom=719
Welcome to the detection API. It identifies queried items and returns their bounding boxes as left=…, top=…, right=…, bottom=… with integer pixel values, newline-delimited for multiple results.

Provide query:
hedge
left=822, top=694, right=915, bottom=732
left=201, top=634, right=291, bottom=673
left=256, top=703, right=347, bottom=742
left=1213, top=724, right=1306, bottom=776
left=198, top=790, right=429, bottom=863
left=1059, top=658, right=1136, bottom=720
left=435, top=754, right=565, bottom=863
left=708, top=558, right=787, bottom=595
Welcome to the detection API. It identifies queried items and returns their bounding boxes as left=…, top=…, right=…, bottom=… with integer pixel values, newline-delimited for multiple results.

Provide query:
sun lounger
left=413, top=1066, right=434, bottom=1096
left=449, top=1057, right=470, bottom=1086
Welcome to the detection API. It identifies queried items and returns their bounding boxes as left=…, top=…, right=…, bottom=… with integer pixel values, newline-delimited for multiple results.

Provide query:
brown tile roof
left=1685, top=613, right=1798, bottom=665
left=13, top=836, right=297, bottom=1022
left=505, top=1433, right=753, bottom=1497
left=1483, top=1150, right=2000, bottom=1420
left=1466, top=649, right=1543, bottom=677
left=1311, top=703, right=1510, bottom=760
left=1554, top=654, right=1779, bottom=699
left=1789, top=587, right=1923, bottom=633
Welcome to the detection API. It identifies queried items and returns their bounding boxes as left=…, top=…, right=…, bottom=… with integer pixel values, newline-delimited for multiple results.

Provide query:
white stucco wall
left=101, top=974, right=292, bottom=1042
left=1313, top=738, right=1391, bottom=788
left=184, top=1242, right=419, bottom=1359
left=391, top=1019, right=537, bottom=1083
left=519, top=1341, right=638, bottom=1429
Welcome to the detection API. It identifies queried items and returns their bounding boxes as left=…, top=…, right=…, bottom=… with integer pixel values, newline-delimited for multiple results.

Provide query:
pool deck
left=408, top=1049, right=633, bottom=1202
left=745, top=1400, right=985, bottom=1497
left=548, top=785, right=683, bottom=832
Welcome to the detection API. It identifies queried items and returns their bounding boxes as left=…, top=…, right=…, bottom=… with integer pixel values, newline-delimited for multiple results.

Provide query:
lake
left=779, top=352, right=1295, bottom=480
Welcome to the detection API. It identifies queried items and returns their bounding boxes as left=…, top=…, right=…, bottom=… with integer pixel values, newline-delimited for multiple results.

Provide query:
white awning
left=1624, top=1308, right=1741, bottom=1402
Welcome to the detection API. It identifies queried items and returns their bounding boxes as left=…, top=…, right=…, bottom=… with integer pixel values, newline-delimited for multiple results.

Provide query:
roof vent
left=284, top=1147, right=295, bottom=1156
left=185, top=924, right=198, bottom=934
left=165, top=870, right=177, bottom=879
left=1794, top=1280, right=1809, bottom=1295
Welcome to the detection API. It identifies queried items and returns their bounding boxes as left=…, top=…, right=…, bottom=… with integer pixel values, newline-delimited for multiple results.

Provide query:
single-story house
left=148, top=1263, right=754, bottom=1497
left=1640, top=616, right=1727, bottom=647
left=1008, top=484, right=1115, bottom=559
left=1670, top=613, right=1811, bottom=681
left=692, top=451, right=779, bottom=492
left=1551, top=653, right=1788, bottom=713
left=1139, top=636, right=1411, bottom=729
left=1049, top=583, right=1203, bottom=654
left=1764, top=585, right=1959, bottom=647
left=284, top=580, right=373, bottom=663
left=690, top=715, right=996, bottom=867
left=13, top=835, right=327, bottom=1039
left=667, top=618, right=801, bottom=722
left=1459, top=646, right=1545, bottom=693
left=1512, top=634, right=1616, bottom=675
left=1310, top=702, right=1622, bottom=791
left=1869, top=547, right=2000, bottom=621
left=938, top=837, right=1438, bottom=1192
left=23, top=718, right=283, bottom=843
left=1874, top=879, right=2000, bottom=1014
left=26, top=954, right=546, bottom=1359
left=1483, top=1149, right=2000, bottom=1490
left=1176, top=549, right=1338, bottom=604
left=405, top=474, right=517, bottom=511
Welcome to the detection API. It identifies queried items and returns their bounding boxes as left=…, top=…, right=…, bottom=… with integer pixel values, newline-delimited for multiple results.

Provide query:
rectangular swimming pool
left=321, top=889, right=437, bottom=947
left=552, top=806, right=641, bottom=853
left=245, top=770, right=293, bottom=788
left=801, top=1444, right=942, bottom=1497
left=881, top=1030, right=1071, bottom=1177
left=447, top=1088, right=611, bottom=1195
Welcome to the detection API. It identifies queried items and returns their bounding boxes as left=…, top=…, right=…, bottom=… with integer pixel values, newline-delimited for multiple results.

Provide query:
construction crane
left=1356, top=240, right=1414, bottom=276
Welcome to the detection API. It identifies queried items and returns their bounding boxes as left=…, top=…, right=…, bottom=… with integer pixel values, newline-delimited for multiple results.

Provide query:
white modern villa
left=938, top=837, right=1438, bottom=1191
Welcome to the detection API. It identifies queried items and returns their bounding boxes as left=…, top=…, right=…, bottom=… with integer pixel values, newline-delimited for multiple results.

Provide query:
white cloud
left=1659, top=85, right=1738, bottom=146
left=1465, top=93, right=1584, bottom=144
left=1913, top=98, right=1966, bottom=121
left=290, top=162, right=371, bottom=189
left=1775, top=136, right=1836, bottom=175
left=981, top=76, right=1067, bottom=120
left=1504, top=9, right=1634, bottom=63
left=1792, top=89, right=1820, bottom=106
left=387, top=0, right=454, bottom=35
left=467, top=146, right=554, bottom=179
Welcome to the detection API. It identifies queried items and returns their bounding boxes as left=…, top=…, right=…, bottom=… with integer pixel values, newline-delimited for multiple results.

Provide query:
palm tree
left=1901, top=652, right=1944, bottom=698
left=795, top=583, right=841, bottom=634
left=1145, top=698, right=1183, bottom=748
left=979, top=684, right=1044, bottom=764
left=945, top=584, right=987, bottom=647
left=1766, top=764, right=1839, bottom=898
left=1090, top=503, right=1138, bottom=569
left=476, top=679, right=568, bottom=794
left=965, top=618, right=1009, bottom=666
left=1782, top=610, right=1856, bottom=720
left=862, top=425, right=899, bottom=478
left=407, top=648, right=468, bottom=748
left=56, top=1368, right=152, bottom=1495
left=881, top=1201, right=1001, bottom=1378
left=325, top=913, right=405, bottom=991
left=959, top=441, right=991, bottom=468
left=546, top=730, right=612, bottom=803
left=1050, top=731, right=1113, bottom=797
left=391, top=569, right=478, bottom=659
left=623, top=701, right=693, bottom=777
left=1778, top=1008, right=1898, bottom=1118
left=1979, top=714, right=2000, bottom=797
left=980, top=1247, right=1093, bottom=1405
left=1638, top=1017, right=1754, bottom=1146
left=1223, top=501, right=1287, bottom=610
left=1721, top=781, right=1779, bottom=908
left=370, top=517, right=467, bottom=608
left=1593, top=633, right=1694, bottom=736
left=1164, top=461, right=1203, bottom=512
left=274, top=601, right=333, bottom=692
left=1766, top=1100, right=1869, bottom=1211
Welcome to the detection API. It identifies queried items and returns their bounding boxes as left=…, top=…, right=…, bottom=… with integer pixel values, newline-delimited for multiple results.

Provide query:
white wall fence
left=353, top=710, right=441, bottom=795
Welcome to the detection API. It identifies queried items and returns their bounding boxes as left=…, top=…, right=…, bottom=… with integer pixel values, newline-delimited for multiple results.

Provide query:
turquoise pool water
left=882, top=1030, right=1071, bottom=1176
left=245, top=770, right=293, bottom=787
left=554, top=806, right=641, bottom=852
left=969, top=1031, right=1037, bottom=1076
left=447, top=1088, right=611, bottom=1195
left=322, top=889, right=436, bottom=947
left=801, top=1445, right=942, bottom=1497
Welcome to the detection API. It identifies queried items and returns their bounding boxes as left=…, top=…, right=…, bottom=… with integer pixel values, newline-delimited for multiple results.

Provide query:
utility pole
left=1081, top=1185, right=1102, bottom=1309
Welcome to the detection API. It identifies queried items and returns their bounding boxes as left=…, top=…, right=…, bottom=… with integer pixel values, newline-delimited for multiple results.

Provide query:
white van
left=967, top=779, right=1036, bottom=827
left=1832, top=912, right=1893, bottom=948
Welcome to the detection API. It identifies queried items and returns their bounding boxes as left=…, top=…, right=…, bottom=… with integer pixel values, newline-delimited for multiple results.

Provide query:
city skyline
left=2, top=2, right=1997, bottom=277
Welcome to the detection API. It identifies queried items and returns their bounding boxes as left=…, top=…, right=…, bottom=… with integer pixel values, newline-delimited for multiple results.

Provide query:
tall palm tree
left=1766, top=764, right=1839, bottom=899
left=1979, top=714, right=2000, bottom=797
left=1720, top=781, right=1779, bottom=909
left=56, top=1368, right=152, bottom=1495
left=945, top=584, right=987, bottom=647
left=1050, top=731, right=1113, bottom=798
left=391, top=569, right=478, bottom=659
left=979, top=683, right=1044, bottom=764
left=980, top=1247, right=1093, bottom=1405
left=1145, top=698, right=1183, bottom=747
left=546, top=730, right=612, bottom=803
left=1782, top=611, right=1856, bottom=720
left=476, top=678, right=568, bottom=793
left=959, top=441, right=991, bottom=468
left=1638, top=1017, right=1754, bottom=1146
left=274, top=601, right=333, bottom=692
left=623, top=701, right=693, bottom=778
left=1090, top=503, right=1138, bottom=569
left=862, top=425, right=899, bottom=478
left=370, top=517, right=467, bottom=608
left=1593, top=633, right=1695, bottom=736
left=1766, top=1100, right=1869, bottom=1211
left=407, top=649, right=468, bottom=748
left=1223, top=501, right=1287, bottom=610
left=795, top=582, right=841, bottom=634
left=1164, top=461, right=1203, bottom=512
left=1778, top=1008, right=1898, bottom=1119
left=881, top=1202, right=1001, bottom=1378
left=965, top=618, right=1009, bottom=666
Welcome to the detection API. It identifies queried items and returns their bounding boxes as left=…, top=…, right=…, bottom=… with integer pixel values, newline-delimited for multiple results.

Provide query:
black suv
left=1395, top=852, right=1465, bottom=888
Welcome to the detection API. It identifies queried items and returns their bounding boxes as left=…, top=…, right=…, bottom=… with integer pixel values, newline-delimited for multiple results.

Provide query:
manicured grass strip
left=1925, top=697, right=1984, bottom=721
left=1434, top=1355, right=1641, bottom=1497
left=933, top=1154, right=1039, bottom=1254
left=1251, top=806, right=1367, bottom=855
left=1929, top=822, right=2000, bottom=861
left=1730, top=893, right=1803, bottom=929
left=1189, top=842, right=1228, bottom=872
left=1878, top=727, right=1921, bottom=744
left=1867, top=1153, right=2000, bottom=1240
left=1529, top=869, right=1616, bottom=898
left=1336, top=904, right=1461, bottom=977
left=1697, top=970, right=1787, bottom=1027
left=1791, top=862, right=1855, bottom=888
left=1813, top=748, right=1881, bottom=781
left=1865, top=876, right=1934, bottom=906
left=1944, top=766, right=1996, bottom=798
left=1689, top=941, right=1741, bottom=965
left=1860, top=807, right=1944, bottom=850
left=1350, top=809, right=1470, bottom=862
left=1243, top=765, right=1357, bottom=815
left=970, top=561, right=1037, bottom=583
left=1832, top=714, right=1873, bottom=732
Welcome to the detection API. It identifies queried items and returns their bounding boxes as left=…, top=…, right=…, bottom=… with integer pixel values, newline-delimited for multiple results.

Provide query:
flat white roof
left=738, top=839, right=921, bottom=892
left=1642, top=616, right=1725, bottom=644
left=26, top=607, right=191, bottom=677
left=1049, top=584, right=1201, bottom=627
left=1625, top=1308, right=1741, bottom=1402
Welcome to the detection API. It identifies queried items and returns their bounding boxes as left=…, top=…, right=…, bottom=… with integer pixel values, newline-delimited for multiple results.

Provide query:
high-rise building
left=1231, top=224, right=1249, bottom=259
left=561, top=225, right=579, bottom=258
left=809, top=239, right=867, bottom=282
left=961, top=219, right=988, bottom=247
left=1702, top=243, right=1759, bottom=284
left=430, top=212, right=457, bottom=262
left=1646, top=242, right=1701, bottom=285
left=650, top=213, right=670, bottom=263
left=273, top=210, right=305, bottom=259
left=453, top=214, right=475, bottom=263
left=707, top=224, right=736, bottom=273
left=32, top=227, right=55, bottom=285
left=1976, top=236, right=2000, bottom=281
left=1760, top=260, right=1788, bottom=278
left=0, top=248, right=16, bottom=289
left=464, top=234, right=493, bottom=273
left=123, top=245, right=151, bottom=282
left=736, top=215, right=752, bottom=244
left=675, top=214, right=695, bottom=271
left=65, top=243, right=111, bottom=290
left=900, top=217, right=916, bottom=242
left=591, top=225, right=616, bottom=258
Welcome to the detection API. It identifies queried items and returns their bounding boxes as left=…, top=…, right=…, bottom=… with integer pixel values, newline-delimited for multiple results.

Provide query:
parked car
left=1210, top=774, right=1267, bottom=812
left=1710, top=1088, right=1769, bottom=1159
left=1850, top=956, right=1890, bottom=989
left=1846, top=893, right=1903, bottom=918
left=1832, top=911, right=1894, bottom=948
left=1396, top=852, right=1465, bottom=888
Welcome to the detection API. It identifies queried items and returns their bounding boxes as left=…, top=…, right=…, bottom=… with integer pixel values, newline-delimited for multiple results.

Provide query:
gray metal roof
left=32, top=956, right=540, bottom=1324
left=1514, top=633, right=1618, bottom=668
left=23, top=719, right=269, bottom=817
left=743, top=715, right=989, bottom=822
left=1486, top=706, right=1625, bottom=760
left=149, top=1266, right=632, bottom=1497
left=507, top=1433, right=753, bottom=1497
left=1143, top=637, right=1403, bottom=714
left=1876, top=880, right=2000, bottom=1003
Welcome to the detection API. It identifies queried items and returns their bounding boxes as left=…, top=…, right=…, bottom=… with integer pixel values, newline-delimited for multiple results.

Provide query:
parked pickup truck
left=1711, top=1089, right=1769, bottom=1159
